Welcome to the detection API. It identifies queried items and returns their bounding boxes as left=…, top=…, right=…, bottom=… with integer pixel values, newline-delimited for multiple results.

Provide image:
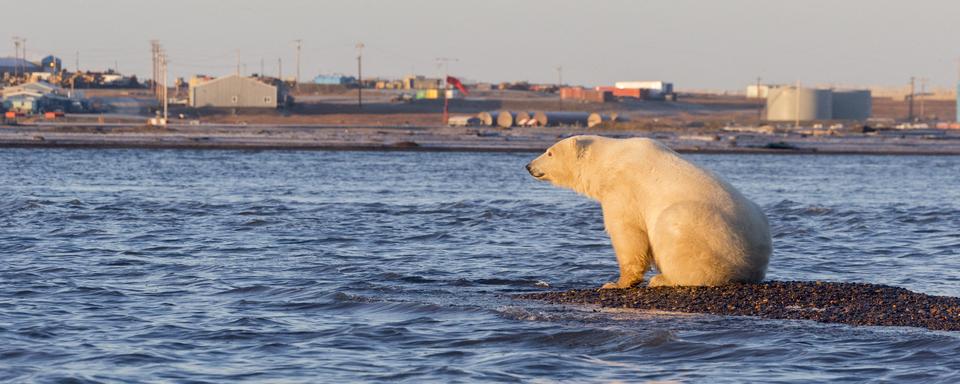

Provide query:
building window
left=264, top=97, right=272, bottom=103
left=231, top=96, right=238, bottom=103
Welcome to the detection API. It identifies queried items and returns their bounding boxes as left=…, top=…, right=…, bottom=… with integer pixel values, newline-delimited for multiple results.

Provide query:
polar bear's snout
left=526, top=163, right=545, bottom=179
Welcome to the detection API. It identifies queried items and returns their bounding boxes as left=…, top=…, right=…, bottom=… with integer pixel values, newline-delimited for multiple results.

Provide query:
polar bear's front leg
left=601, top=216, right=651, bottom=289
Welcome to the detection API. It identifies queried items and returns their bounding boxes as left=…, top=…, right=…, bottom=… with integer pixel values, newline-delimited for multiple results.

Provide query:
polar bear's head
left=526, top=135, right=596, bottom=192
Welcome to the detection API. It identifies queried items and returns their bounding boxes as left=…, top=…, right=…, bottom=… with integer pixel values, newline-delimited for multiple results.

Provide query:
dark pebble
left=515, top=281, right=960, bottom=331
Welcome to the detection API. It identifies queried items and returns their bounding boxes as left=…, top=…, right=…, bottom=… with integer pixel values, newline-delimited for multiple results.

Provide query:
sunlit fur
left=527, top=135, right=771, bottom=287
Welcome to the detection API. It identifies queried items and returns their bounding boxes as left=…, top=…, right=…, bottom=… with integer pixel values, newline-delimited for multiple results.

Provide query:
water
left=2, top=148, right=960, bottom=383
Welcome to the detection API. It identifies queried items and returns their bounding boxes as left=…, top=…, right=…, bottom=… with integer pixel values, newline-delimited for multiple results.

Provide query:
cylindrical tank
left=532, top=111, right=548, bottom=126
left=496, top=110, right=516, bottom=128
left=447, top=115, right=481, bottom=126
left=476, top=111, right=500, bottom=126
left=766, top=87, right=832, bottom=122
left=531, top=112, right=592, bottom=127
left=831, top=90, right=872, bottom=121
left=587, top=113, right=624, bottom=128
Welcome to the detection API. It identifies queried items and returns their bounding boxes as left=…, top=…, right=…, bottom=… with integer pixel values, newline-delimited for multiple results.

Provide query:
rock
left=514, top=281, right=960, bottom=331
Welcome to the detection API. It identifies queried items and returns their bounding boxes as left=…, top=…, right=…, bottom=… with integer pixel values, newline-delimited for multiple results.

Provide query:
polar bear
left=526, top=135, right=771, bottom=288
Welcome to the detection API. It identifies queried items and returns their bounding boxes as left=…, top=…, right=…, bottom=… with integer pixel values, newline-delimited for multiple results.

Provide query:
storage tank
left=831, top=90, right=872, bottom=121
left=766, top=87, right=832, bottom=122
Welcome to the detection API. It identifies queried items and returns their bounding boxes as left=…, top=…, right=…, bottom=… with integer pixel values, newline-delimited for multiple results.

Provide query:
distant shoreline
left=2, top=123, right=960, bottom=155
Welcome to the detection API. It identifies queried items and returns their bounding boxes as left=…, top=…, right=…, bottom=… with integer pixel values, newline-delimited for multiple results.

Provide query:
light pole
left=356, top=42, right=364, bottom=109
left=293, top=39, right=302, bottom=90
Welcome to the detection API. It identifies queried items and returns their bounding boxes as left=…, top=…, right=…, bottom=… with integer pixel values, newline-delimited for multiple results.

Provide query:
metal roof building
left=0, top=57, right=41, bottom=75
left=188, top=75, right=279, bottom=108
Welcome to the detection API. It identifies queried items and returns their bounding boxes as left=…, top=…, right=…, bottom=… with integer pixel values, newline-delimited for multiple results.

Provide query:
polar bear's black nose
left=525, top=163, right=532, bottom=173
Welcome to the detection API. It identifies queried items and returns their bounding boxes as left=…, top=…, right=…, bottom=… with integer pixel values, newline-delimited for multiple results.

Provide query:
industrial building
left=1, top=81, right=85, bottom=114
left=403, top=75, right=441, bottom=90
left=40, top=55, right=62, bottom=73
left=188, top=74, right=282, bottom=108
left=313, top=74, right=356, bottom=85
left=0, top=57, right=41, bottom=74
left=614, top=81, right=674, bottom=97
left=765, top=87, right=871, bottom=122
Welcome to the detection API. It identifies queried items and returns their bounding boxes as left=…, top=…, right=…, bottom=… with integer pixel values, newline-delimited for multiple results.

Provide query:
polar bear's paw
left=601, top=278, right=643, bottom=289
left=647, top=275, right=672, bottom=287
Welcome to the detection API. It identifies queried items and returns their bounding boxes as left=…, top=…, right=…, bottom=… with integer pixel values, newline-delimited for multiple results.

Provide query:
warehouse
left=188, top=75, right=281, bottom=108
left=313, top=74, right=356, bottom=85
left=1, top=81, right=82, bottom=114
left=0, top=57, right=40, bottom=76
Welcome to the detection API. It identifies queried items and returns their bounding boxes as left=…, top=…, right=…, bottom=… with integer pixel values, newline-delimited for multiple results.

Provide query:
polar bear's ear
left=575, top=138, right=594, bottom=159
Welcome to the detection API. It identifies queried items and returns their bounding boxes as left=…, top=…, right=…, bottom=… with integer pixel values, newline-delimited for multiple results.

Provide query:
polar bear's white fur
left=526, top=135, right=771, bottom=288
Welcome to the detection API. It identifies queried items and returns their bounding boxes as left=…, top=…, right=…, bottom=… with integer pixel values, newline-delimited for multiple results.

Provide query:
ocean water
left=2, top=148, right=959, bottom=383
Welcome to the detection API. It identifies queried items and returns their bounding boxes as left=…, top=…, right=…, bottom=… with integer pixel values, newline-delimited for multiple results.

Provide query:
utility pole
left=356, top=42, right=364, bottom=109
left=556, top=65, right=563, bottom=106
left=293, top=39, right=302, bottom=90
left=12, top=36, right=24, bottom=79
left=919, top=77, right=927, bottom=120
left=757, top=76, right=763, bottom=121
left=236, top=49, right=241, bottom=76
left=75, top=50, right=79, bottom=72
left=436, top=57, right=458, bottom=124
left=161, top=51, right=168, bottom=123
left=260, top=57, right=264, bottom=78
left=150, top=40, right=159, bottom=101
left=278, top=57, right=282, bottom=80
left=908, top=76, right=915, bottom=122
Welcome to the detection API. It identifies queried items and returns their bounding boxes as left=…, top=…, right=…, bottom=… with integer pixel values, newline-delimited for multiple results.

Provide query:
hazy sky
left=4, top=0, right=959, bottom=90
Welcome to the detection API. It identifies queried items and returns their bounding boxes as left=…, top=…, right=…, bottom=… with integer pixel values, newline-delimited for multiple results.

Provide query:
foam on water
left=2, top=148, right=960, bottom=382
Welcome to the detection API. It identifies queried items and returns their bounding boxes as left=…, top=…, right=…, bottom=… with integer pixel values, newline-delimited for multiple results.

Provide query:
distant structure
left=403, top=75, right=441, bottom=90
left=40, top=55, right=62, bottom=73
left=560, top=87, right=613, bottom=103
left=614, top=81, right=674, bottom=98
left=313, top=74, right=356, bottom=85
left=766, top=86, right=871, bottom=122
left=188, top=75, right=282, bottom=108
left=1, top=81, right=86, bottom=114
left=746, top=84, right=783, bottom=98
left=0, top=57, right=40, bottom=75
left=957, top=81, right=959, bottom=123
left=831, top=90, right=872, bottom=121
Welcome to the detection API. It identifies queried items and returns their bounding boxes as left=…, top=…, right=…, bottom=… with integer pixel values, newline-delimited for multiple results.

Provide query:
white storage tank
left=831, top=90, right=872, bottom=121
left=766, top=87, right=832, bottom=122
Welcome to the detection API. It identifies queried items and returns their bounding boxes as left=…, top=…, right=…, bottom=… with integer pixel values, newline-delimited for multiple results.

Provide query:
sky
left=3, top=0, right=959, bottom=90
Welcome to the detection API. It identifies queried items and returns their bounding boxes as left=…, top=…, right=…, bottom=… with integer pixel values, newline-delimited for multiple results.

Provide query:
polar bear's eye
left=547, top=151, right=553, bottom=157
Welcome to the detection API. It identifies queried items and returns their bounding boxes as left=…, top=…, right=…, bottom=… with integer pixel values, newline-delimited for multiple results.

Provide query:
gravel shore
left=516, top=281, right=960, bottom=331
